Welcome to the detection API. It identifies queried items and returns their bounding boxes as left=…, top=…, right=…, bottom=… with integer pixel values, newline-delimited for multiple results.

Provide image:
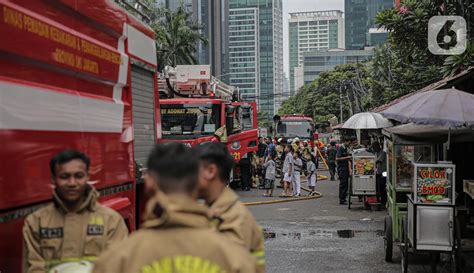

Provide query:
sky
left=282, top=0, right=344, bottom=76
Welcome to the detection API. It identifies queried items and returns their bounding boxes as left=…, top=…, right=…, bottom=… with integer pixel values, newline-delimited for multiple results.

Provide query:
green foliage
left=372, top=0, right=473, bottom=101
left=279, top=63, right=370, bottom=124
left=147, top=4, right=208, bottom=71
left=280, top=1, right=473, bottom=125
left=370, top=43, right=442, bottom=104
left=257, top=111, right=272, bottom=128
left=375, top=0, right=442, bottom=66
left=441, top=43, right=474, bottom=77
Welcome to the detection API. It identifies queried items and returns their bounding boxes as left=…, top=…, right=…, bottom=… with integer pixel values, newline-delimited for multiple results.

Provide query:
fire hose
left=243, top=191, right=323, bottom=206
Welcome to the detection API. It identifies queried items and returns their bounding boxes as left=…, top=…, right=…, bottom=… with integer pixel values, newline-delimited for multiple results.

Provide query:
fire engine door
left=239, top=104, right=253, bottom=130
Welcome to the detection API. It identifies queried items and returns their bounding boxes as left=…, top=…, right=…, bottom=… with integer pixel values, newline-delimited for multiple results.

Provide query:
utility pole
left=339, top=84, right=343, bottom=124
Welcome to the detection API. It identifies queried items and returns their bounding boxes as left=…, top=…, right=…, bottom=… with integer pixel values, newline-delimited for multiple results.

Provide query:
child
left=307, top=155, right=317, bottom=196
left=292, top=151, right=303, bottom=197
left=281, top=145, right=294, bottom=197
left=263, top=153, right=276, bottom=197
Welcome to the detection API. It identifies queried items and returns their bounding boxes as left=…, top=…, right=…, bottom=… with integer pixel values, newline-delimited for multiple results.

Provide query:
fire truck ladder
left=162, top=65, right=239, bottom=101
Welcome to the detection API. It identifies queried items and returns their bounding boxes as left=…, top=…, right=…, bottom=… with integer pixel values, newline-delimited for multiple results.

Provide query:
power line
left=384, top=45, right=443, bottom=86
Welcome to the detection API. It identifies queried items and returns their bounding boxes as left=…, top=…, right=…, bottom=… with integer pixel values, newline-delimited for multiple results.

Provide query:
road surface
left=238, top=169, right=438, bottom=273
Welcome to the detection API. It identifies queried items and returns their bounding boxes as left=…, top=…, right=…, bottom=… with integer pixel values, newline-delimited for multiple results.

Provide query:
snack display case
left=352, top=149, right=376, bottom=193
left=348, top=149, right=376, bottom=209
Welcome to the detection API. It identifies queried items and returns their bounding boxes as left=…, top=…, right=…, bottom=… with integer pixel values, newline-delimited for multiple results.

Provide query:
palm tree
left=150, top=5, right=208, bottom=71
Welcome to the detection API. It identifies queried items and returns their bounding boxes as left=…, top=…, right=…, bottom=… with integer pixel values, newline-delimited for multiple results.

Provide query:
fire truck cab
left=158, top=65, right=258, bottom=182
left=274, top=114, right=318, bottom=146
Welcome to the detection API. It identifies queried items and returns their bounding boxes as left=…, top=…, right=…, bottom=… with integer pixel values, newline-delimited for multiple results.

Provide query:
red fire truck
left=274, top=114, right=318, bottom=146
left=0, top=1, right=159, bottom=271
left=158, top=65, right=258, bottom=182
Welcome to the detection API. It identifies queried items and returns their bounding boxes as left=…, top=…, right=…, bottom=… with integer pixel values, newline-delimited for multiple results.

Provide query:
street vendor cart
left=400, top=162, right=459, bottom=273
left=348, top=149, right=376, bottom=209
left=382, top=127, right=438, bottom=262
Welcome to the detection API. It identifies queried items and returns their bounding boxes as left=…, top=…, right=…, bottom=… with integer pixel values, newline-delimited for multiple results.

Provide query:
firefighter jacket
left=23, top=186, right=128, bottom=273
left=92, top=191, right=256, bottom=273
left=209, top=188, right=266, bottom=272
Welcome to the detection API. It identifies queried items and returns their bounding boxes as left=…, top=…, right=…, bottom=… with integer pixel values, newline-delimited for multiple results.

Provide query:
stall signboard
left=413, top=163, right=455, bottom=204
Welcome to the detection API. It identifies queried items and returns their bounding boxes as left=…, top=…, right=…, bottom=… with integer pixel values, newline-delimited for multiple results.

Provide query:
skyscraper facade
left=157, top=0, right=193, bottom=12
left=275, top=72, right=290, bottom=112
left=288, top=10, right=344, bottom=94
left=229, top=0, right=284, bottom=119
left=192, top=0, right=229, bottom=82
left=156, top=0, right=229, bottom=80
left=302, top=48, right=374, bottom=84
left=228, top=8, right=260, bottom=101
left=345, top=0, right=393, bottom=50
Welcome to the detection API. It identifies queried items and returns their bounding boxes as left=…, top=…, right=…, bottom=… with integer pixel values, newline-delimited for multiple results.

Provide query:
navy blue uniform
left=336, top=145, right=350, bottom=203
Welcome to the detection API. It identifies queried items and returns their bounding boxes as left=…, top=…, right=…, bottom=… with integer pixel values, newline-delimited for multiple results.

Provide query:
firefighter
left=240, top=153, right=252, bottom=191
left=23, top=150, right=128, bottom=273
left=194, top=143, right=266, bottom=272
left=93, top=143, right=255, bottom=273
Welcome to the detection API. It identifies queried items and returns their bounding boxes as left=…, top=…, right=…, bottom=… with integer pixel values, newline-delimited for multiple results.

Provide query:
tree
left=279, top=63, right=371, bottom=124
left=257, top=111, right=272, bottom=129
left=148, top=5, right=208, bottom=71
left=369, top=43, right=442, bottom=104
left=372, top=0, right=474, bottom=103
left=281, top=0, right=474, bottom=125
left=441, top=43, right=474, bottom=77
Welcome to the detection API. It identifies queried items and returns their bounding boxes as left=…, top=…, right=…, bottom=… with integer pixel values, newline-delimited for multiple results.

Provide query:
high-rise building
left=229, top=0, right=284, bottom=119
left=157, top=0, right=193, bottom=12
left=157, top=0, right=229, bottom=81
left=302, top=48, right=374, bottom=84
left=345, top=0, right=393, bottom=50
left=228, top=8, right=260, bottom=102
left=192, top=0, right=229, bottom=82
left=275, top=72, right=289, bottom=112
left=367, top=27, right=388, bottom=47
left=288, top=10, right=344, bottom=94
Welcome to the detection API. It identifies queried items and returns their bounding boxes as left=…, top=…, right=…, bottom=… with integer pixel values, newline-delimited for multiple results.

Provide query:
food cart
left=382, top=127, right=438, bottom=262
left=348, top=149, right=376, bottom=209
left=400, top=163, right=459, bottom=273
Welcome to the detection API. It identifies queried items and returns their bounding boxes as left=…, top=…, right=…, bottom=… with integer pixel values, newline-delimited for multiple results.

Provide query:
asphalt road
left=237, top=169, right=437, bottom=273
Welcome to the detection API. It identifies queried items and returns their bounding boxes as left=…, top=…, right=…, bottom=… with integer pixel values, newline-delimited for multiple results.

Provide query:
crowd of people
left=251, top=136, right=387, bottom=208
left=251, top=137, right=321, bottom=198
left=23, top=143, right=265, bottom=273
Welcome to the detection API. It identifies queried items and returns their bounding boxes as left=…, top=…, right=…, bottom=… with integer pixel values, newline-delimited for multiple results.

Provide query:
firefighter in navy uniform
left=336, top=138, right=353, bottom=204
left=23, top=150, right=128, bottom=273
